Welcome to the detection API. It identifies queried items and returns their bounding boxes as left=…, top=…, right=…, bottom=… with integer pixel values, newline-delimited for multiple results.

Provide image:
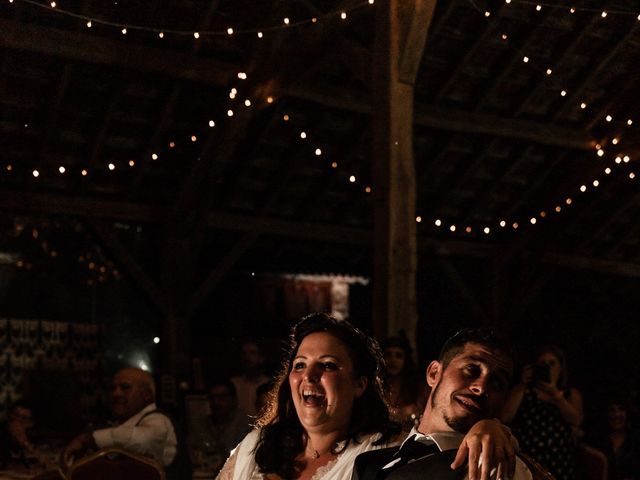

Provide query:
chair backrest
left=576, top=444, right=608, bottom=480
left=66, top=447, right=166, bottom=480
left=518, top=452, right=556, bottom=480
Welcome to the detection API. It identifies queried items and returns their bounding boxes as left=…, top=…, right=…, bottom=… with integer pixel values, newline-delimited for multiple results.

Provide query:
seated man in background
left=188, top=378, right=250, bottom=473
left=352, top=328, right=532, bottom=480
left=0, top=401, right=35, bottom=468
left=62, top=367, right=190, bottom=479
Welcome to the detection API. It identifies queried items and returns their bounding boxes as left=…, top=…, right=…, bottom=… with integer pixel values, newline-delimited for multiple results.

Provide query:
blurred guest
left=589, top=397, right=640, bottom=480
left=0, top=401, right=35, bottom=468
left=62, top=367, right=191, bottom=480
left=380, top=335, right=424, bottom=431
left=189, top=379, right=251, bottom=473
left=230, top=340, right=269, bottom=417
left=502, top=344, right=583, bottom=480
left=254, top=381, right=274, bottom=417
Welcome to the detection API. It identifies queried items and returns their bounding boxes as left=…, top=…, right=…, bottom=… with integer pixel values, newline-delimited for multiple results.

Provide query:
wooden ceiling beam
left=0, top=18, right=235, bottom=86
left=284, top=85, right=593, bottom=150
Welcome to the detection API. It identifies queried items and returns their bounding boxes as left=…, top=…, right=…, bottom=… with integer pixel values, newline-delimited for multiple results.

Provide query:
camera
left=532, top=364, right=551, bottom=383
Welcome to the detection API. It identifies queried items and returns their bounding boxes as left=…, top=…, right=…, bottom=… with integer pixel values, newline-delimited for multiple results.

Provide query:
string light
left=267, top=96, right=274, bottom=104
left=522, top=56, right=529, bottom=63
left=560, top=90, right=567, bottom=96
left=257, top=32, right=263, bottom=38
left=465, top=226, right=472, bottom=233
left=190, top=135, right=197, bottom=142
left=630, top=173, right=636, bottom=179
left=623, top=155, right=630, bottom=163
left=58, top=166, right=65, bottom=174
left=605, top=115, right=613, bottom=122
left=86, top=20, right=92, bottom=28
left=169, top=142, right=175, bottom=148
left=601, top=11, right=607, bottom=18
left=283, top=114, right=290, bottom=121
left=32, top=170, right=39, bottom=178
left=530, top=217, right=537, bottom=224
left=158, top=32, right=164, bottom=38
left=416, top=216, right=422, bottom=223
left=237, top=72, right=247, bottom=80
left=227, top=110, right=234, bottom=117
left=605, top=167, right=611, bottom=174
left=129, top=160, right=135, bottom=167
left=365, top=186, right=372, bottom=193
left=283, top=18, right=290, bottom=25
left=612, top=138, right=619, bottom=145
left=331, top=162, right=338, bottom=168
left=81, top=169, right=88, bottom=176
left=449, top=225, right=456, bottom=232
left=193, top=32, right=200, bottom=39
left=580, top=185, right=587, bottom=192
left=121, top=28, right=127, bottom=34
left=300, top=132, right=307, bottom=139
left=512, top=222, right=519, bottom=229
left=499, top=220, right=506, bottom=227
left=151, top=153, right=158, bottom=160
left=435, top=219, right=442, bottom=227
left=580, top=102, right=587, bottom=109
left=315, top=148, right=322, bottom=156
left=340, top=12, right=347, bottom=20
left=483, top=227, right=490, bottom=234
left=349, top=175, right=356, bottom=183
left=208, top=120, right=215, bottom=127
left=546, top=68, right=552, bottom=75
left=227, top=27, right=234, bottom=35
left=244, top=99, right=251, bottom=107
left=593, top=180, right=599, bottom=187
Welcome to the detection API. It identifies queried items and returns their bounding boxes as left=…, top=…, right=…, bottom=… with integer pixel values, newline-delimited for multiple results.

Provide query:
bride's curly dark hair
left=254, top=313, right=400, bottom=478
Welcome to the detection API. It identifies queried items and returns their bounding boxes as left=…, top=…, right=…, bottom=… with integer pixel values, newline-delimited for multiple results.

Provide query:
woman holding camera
left=501, top=344, right=583, bottom=480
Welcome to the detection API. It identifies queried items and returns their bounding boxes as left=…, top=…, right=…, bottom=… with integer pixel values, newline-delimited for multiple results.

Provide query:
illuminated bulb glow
left=597, top=149, right=604, bottom=157
left=87, top=20, right=92, bottom=28
left=623, top=155, right=630, bottom=163
left=191, top=135, right=197, bottom=142
left=566, top=198, right=572, bottom=205
left=153, top=337, right=160, bottom=344
left=32, top=170, right=39, bottom=178
left=601, top=11, right=607, bottom=17
left=349, top=175, right=356, bottom=183
left=209, top=120, right=215, bottom=127
left=267, top=96, right=274, bottom=103
left=340, top=12, right=347, bottom=19
left=169, top=142, right=175, bottom=148
left=499, top=220, right=506, bottom=227
left=257, top=32, right=263, bottom=38
left=485, top=11, right=490, bottom=17
left=615, top=156, right=622, bottom=164
left=630, top=173, right=636, bottom=179
left=540, top=211, right=547, bottom=218
left=612, top=138, right=619, bottom=145
left=227, top=110, right=234, bottom=117
left=193, top=32, right=200, bottom=39
left=435, top=219, right=442, bottom=227
left=449, top=225, right=456, bottom=232
left=283, top=114, right=290, bottom=121
left=580, top=185, right=587, bottom=192
left=561, top=90, right=567, bottom=96
left=580, top=102, right=587, bottom=109
left=244, top=99, right=251, bottom=107
left=536, top=5, right=542, bottom=11
left=129, top=160, right=135, bottom=167
left=605, top=115, right=613, bottom=122
left=369, top=0, right=374, bottom=3
left=483, top=227, right=490, bottom=234
left=523, top=56, right=529, bottom=63
left=593, top=180, right=600, bottom=187
left=81, top=169, right=88, bottom=176
left=108, top=163, right=115, bottom=171
left=605, top=168, right=611, bottom=174
left=151, top=153, right=158, bottom=160
left=283, top=17, right=290, bottom=24
left=315, top=149, right=322, bottom=156
left=365, top=186, right=372, bottom=193
left=58, top=166, right=65, bottom=174
left=546, top=68, right=552, bottom=75
left=121, top=28, right=127, bottom=34
left=501, top=34, right=508, bottom=40
left=416, top=216, right=422, bottom=223
left=237, top=72, right=247, bottom=80
left=227, top=27, right=234, bottom=35
left=331, top=162, right=338, bottom=168
left=465, top=226, right=472, bottom=233
left=159, top=32, right=164, bottom=38
left=628, top=119, right=633, bottom=125
left=50, top=1, right=56, bottom=7
left=570, top=8, right=575, bottom=13
left=300, top=132, right=307, bottom=139
left=555, top=206, right=561, bottom=212
left=530, top=217, right=537, bottom=224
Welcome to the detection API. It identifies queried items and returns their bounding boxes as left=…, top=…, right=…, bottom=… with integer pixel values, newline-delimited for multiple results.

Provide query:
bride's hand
left=450, top=418, right=517, bottom=480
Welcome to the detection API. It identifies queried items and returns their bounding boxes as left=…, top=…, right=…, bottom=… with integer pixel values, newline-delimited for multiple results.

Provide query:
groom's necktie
left=382, top=434, right=440, bottom=474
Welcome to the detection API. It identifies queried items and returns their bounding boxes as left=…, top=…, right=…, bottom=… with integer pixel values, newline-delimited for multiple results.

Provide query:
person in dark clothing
left=0, top=401, right=35, bottom=469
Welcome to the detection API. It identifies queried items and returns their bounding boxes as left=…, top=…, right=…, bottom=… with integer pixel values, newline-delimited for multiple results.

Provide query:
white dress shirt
left=92, top=403, right=177, bottom=466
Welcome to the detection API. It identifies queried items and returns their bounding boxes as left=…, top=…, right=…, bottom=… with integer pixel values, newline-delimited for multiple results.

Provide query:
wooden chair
left=66, top=447, right=165, bottom=480
left=518, top=452, right=556, bottom=480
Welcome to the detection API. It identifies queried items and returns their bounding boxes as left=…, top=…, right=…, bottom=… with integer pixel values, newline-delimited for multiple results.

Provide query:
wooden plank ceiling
left=1, top=0, right=640, bottom=286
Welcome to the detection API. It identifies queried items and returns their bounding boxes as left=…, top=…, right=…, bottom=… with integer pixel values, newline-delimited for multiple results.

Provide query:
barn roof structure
left=1, top=0, right=639, bottom=370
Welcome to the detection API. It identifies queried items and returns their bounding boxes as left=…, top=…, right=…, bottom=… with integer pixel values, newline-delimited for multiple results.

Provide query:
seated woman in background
left=380, top=335, right=424, bottom=431
left=217, top=313, right=519, bottom=480
left=589, top=396, right=640, bottom=480
left=501, top=344, right=583, bottom=480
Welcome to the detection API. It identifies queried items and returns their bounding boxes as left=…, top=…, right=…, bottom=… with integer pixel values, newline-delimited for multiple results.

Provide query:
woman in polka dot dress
left=501, top=345, right=584, bottom=480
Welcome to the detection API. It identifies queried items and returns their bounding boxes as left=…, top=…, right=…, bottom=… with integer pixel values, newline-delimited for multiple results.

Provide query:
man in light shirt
left=353, top=328, right=533, bottom=480
left=63, top=367, right=190, bottom=479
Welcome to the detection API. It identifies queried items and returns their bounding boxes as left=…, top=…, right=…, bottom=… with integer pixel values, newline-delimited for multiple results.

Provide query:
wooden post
left=372, top=0, right=437, bottom=348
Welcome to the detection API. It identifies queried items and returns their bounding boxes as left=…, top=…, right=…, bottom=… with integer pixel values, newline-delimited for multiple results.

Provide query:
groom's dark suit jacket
left=351, top=447, right=465, bottom=480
